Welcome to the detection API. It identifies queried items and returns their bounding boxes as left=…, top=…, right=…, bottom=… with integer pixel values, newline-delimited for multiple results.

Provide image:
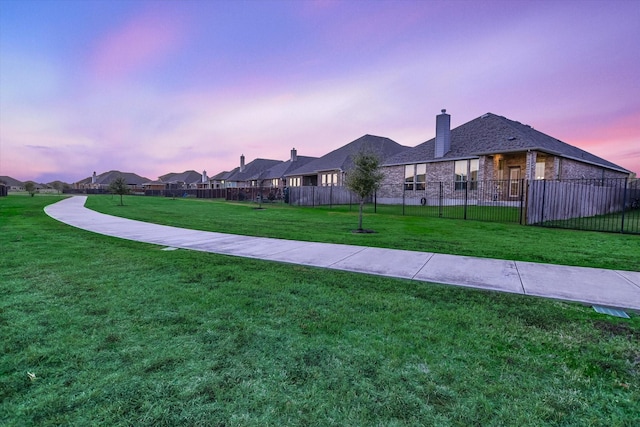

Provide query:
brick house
left=75, top=171, right=150, bottom=192
left=216, top=155, right=282, bottom=189
left=258, top=148, right=317, bottom=191
left=209, top=149, right=316, bottom=191
left=378, top=110, right=630, bottom=204
left=285, top=134, right=409, bottom=187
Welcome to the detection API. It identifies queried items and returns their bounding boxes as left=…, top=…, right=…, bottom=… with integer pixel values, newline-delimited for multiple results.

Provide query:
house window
left=321, top=172, right=338, bottom=186
left=416, top=164, right=426, bottom=190
left=289, top=177, right=300, bottom=187
left=509, top=167, right=521, bottom=197
left=404, top=164, right=426, bottom=191
left=271, top=178, right=279, bottom=187
left=535, top=160, right=545, bottom=180
left=455, top=160, right=468, bottom=190
left=469, top=159, right=479, bottom=190
left=404, top=165, right=415, bottom=190
left=455, top=159, right=479, bottom=190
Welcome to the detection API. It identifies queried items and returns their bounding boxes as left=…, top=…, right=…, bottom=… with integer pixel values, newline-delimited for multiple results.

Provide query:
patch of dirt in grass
left=592, top=320, right=637, bottom=340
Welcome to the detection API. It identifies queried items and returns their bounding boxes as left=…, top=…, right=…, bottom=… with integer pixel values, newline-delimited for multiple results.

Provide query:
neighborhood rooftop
left=383, top=112, right=628, bottom=173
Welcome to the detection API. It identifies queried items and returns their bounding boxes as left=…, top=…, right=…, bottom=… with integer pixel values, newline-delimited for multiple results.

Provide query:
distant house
left=0, top=176, right=25, bottom=191
left=158, top=170, right=203, bottom=189
left=285, top=135, right=409, bottom=187
left=209, top=170, right=234, bottom=189
left=75, top=171, right=150, bottom=191
left=378, top=110, right=631, bottom=203
left=258, top=148, right=317, bottom=191
left=222, top=155, right=283, bottom=188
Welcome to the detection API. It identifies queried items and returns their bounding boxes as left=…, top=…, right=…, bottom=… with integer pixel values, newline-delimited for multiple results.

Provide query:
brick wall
left=558, top=158, right=628, bottom=180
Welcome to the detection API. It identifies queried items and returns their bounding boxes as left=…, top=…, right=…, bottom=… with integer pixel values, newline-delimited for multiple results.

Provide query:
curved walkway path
left=45, top=196, right=640, bottom=311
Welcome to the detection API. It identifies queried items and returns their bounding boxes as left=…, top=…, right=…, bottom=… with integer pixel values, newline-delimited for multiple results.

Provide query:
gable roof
left=286, top=134, right=408, bottom=176
left=210, top=170, right=234, bottom=181
left=76, top=170, right=150, bottom=185
left=226, top=158, right=283, bottom=182
left=0, top=176, right=25, bottom=186
left=259, top=155, right=317, bottom=180
left=384, top=113, right=628, bottom=172
left=159, top=170, right=202, bottom=184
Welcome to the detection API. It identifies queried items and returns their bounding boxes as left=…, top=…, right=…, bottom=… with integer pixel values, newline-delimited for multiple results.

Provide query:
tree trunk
left=358, top=199, right=364, bottom=230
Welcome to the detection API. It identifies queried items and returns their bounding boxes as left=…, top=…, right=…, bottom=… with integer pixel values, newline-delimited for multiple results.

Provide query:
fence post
left=374, top=190, right=377, bottom=213
left=464, top=182, right=468, bottom=220
left=439, top=182, right=443, bottom=218
left=520, top=179, right=526, bottom=225
left=541, top=179, right=546, bottom=224
left=402, top=186, right=405, bottom=215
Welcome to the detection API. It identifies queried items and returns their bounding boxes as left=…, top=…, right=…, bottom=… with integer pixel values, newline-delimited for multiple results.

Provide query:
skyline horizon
left=4, top=106, right=638, bottom=185
left=2, top=0, right=638, bottom=183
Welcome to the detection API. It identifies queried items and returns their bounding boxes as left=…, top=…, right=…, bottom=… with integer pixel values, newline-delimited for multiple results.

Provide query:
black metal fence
left=287, top=181, right=525, bottom=224
left=528, top=178, right=640, bottom=234
left=382, top=181, right=525, bottom=224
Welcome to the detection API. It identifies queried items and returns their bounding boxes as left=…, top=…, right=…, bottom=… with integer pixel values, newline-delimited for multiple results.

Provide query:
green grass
left=85, top=195, right=640, bottom=271
left=542, top=209, right=640, bottom=234
left=2, top=195, right=639, bottom=426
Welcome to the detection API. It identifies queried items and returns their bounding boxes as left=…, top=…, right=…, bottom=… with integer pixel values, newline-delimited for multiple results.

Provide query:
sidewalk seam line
left=327, top=246, right=368, bottom=267
left=514, top=262, right=527, bottom=294
left=613, top=270, right=640, bottom=289
left=411, top=253, right=436, bottom=280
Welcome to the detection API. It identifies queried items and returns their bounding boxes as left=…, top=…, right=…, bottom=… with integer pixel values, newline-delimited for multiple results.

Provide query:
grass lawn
left=541, top=209, right=640, bottom=235
left=2, top=195, right=639, bottom=426
left=85, top=195, right=640, bottom=271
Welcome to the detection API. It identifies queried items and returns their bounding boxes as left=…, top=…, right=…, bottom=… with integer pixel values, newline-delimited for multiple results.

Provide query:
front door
left=509, top=167, right=521, bottom=197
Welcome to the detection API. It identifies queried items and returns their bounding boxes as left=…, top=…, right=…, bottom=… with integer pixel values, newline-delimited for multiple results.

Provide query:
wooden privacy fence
left=526, top=178, right=639, bottom=234
left=288, top=185, right=360, bottom=206
left=528, top=179, right=626, bottom=224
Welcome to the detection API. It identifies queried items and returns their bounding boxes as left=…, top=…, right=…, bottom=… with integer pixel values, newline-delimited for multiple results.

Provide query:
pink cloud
left=88, top=9, right=187, bottom=81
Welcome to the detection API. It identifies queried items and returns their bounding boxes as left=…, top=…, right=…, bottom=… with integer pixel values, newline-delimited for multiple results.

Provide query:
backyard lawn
left=2, top=195, right=639, bottom=426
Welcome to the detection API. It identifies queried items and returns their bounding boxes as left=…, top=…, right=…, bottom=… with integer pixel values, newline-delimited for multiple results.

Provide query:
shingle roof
left=286, top=135, right=408, bottom=176
left=210, top=170, right=234, bottom=181
left=226, top=158, right=283, bottom=182
left=76, top=170, right=150, bottom=185
left=159, top=170, right=202, bottom=184
left=0, top=176, right=24, bottom=186
left=259, top=156, right=317, bottom=180
left=384, top=113, right=628, bottom=172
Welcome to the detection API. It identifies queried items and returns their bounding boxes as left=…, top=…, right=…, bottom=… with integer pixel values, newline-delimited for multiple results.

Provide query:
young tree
left=344, top=150, right=384, bottom=232
left=24, top=181, right=36, bottom=197
left=109, top=176, right=130, bottom=206
left=52, top=181, right=63, bottom=194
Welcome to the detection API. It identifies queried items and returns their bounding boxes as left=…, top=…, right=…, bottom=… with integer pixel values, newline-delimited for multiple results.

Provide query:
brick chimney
left=240, top=154, right=245, bottom=172
left=202, top=170, right=207, bottom=183
left=435, top=109, right=451, bottom=158
left=291, top=148, right=297, bottom=162
left=91, top=171, right=97, bottom=184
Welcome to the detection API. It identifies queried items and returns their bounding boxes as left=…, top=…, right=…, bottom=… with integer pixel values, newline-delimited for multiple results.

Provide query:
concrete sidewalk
left=45, top=196, right=640, bottom=311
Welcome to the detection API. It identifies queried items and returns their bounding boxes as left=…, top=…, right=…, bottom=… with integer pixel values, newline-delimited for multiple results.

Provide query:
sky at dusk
left=1, top=0, right=639, bottom=184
